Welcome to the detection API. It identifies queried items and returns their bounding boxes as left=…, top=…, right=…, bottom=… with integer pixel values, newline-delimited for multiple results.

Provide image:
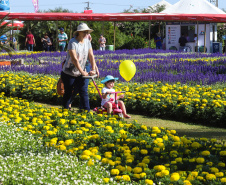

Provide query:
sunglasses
left=83, top=31, right=89, bottom=34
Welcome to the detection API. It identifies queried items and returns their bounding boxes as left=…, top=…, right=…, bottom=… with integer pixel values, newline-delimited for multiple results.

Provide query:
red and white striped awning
left=1, top=20, right=24, bottom=30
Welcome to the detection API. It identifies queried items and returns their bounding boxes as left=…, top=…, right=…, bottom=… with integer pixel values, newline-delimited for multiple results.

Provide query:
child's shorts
left=103, top=101, right=117, bottom=109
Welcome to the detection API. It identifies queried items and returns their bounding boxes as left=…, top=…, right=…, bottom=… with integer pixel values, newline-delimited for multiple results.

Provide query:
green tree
left=18, top=7, right=79, bottom=51
left=117, top=4, right=166, bottom=49
left=0, top=15, right=15, bottom=55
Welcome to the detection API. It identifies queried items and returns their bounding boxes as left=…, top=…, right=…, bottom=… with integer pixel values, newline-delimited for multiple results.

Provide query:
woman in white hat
left=61, top=23, right=99, bottom=111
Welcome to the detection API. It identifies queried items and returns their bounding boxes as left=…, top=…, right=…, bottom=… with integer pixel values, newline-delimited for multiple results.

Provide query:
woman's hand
left=81, top=71, right=89, bottom=76
left=89, top=70, right=96, bottom=76
left=95, top=66, right=100, bottom=77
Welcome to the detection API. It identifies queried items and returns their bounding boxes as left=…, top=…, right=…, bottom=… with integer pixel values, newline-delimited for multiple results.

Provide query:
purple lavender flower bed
left=1, top=49, right=226, bottom=85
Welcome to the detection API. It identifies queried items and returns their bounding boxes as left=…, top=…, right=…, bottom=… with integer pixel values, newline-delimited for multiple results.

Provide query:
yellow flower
left=141, top=149, right=148, bottom=155
left=191, top=171, right=199, bottom=177
left=196, top=157, right=205, bottom=163
left=70, top=120, right=77, bottom=124
left=153, top=147, right=160, bottom=153
left=191, top=142, right=201, bottom=148
left=206, top=174, right=216, bottom=180
left=122, top=175, right=131, bottom=181
left=218, top=162, right=225, bottom=167
left=87, top=159, right=94, bottom=166
left=133, top=167, right=142, bottom=174
left=141, top=125, right=147, bottom=130
left=103, top=178, right=110, bottom=183
left=59, top=145, right=66, bottom=151
left=221, top=178, right=226, bottom=183
left=154, top=165, right=166, bottom=171
left=183, top=180, right=192, bottom=185
left=201, top=150, right=210, bottom=156
left=210, top=167, right=219, bottom=173
left=219, top=151, right=226, bottom=156
left=170, top=173, right=180, bottom=182
left=59, top=119, right=66, bottom=124
left=64, top=139, right=73, bottom=146
left=104, top=152, right=112, bottom=158
left=125, top=166, right=132, bottom=172
left=133, top=174, right=140, bottom=179
left=170, top=130, right=176, bottom=134
left=111, top=169, right=120, bottom=176
left=161, top=169, right=170, bottom=176
left=82, top=150, right=92, bottom=156
left=215, top=172, right=224, bottom=177
left=81, top=155, right=90, bottom=160
left=145, top=179, right=153, bottom=185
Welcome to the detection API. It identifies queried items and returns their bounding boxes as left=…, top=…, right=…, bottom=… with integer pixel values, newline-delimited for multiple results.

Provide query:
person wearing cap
left=154, top=32, right=163, bottom=49
left=98, top=34, right=106, bottom=51
left=101, top=75, right=131, bottom=118
left=58, top=28, right=68, bottom=52
left=61, top=23, right=99, bottom=111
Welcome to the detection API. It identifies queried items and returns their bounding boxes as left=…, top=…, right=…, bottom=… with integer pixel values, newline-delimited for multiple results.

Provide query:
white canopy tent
left=161, top=0, right=225, bottom=53
left=161, top=0, right=225, bottom=14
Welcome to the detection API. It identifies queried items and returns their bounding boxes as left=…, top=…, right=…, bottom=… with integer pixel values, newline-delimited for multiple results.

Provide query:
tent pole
left=70, top=21, right=72, bottom=40
left=197, top=21, right=199, bottom=52
left=204, top=23, right=206, bottom=53
left=114, top=22, right=116, bottom=51
left=56, top=21, right=58, bottom=51
left=11, top=20, right=14, bottom=47
left=149, top=21, right=151, bottom=49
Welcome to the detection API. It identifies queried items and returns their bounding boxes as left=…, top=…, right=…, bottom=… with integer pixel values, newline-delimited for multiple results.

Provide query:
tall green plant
left=0, top=15, right=15, bottom=55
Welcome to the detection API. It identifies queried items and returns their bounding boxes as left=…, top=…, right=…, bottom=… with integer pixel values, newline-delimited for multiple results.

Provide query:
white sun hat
left=74, top=23, right=93, bottom=35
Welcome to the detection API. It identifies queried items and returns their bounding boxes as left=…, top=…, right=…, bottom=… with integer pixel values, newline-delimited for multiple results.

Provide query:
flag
left=32, top=0, right=39, bottom=13
left=0, top=0, right=10, bottom=11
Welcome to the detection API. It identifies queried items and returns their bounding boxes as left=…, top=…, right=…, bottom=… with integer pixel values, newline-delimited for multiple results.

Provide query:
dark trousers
left=70, top=63, right=90, bottom=106
left=61, top=71, right=90, bottom=111
left=27, top=44, right=33, bottom=51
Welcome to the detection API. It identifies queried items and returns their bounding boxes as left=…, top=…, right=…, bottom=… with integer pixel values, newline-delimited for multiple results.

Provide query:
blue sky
left=8, top=0, right=226, bottom=13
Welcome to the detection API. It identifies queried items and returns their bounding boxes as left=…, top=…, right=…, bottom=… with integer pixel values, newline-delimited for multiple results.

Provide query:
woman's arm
left=88, top=47, right=100, bottom=77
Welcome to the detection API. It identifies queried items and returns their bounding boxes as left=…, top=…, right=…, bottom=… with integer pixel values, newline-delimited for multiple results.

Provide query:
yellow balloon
left=119, top=60, right=136, bottom=81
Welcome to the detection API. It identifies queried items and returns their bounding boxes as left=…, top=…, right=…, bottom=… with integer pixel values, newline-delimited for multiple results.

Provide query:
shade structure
left=162, top=0, right=225, bottom=14
left=0, top=12, right=226, bottom=23
left=1, top=20, right=24, bottom=30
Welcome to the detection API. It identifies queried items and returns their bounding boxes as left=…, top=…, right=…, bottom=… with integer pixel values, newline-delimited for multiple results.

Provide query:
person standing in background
left=41, top=33, right=52, bottom=52
left=25, top=30, right=35, bottom=51
left=193, top=34, right=198, bottom=52
left=178, top=33, right=187, bottom=52
left=98, top=34, right=106, bottom=51
left=58, top=28, right=68, bottom=52
left=154, top=32, right=163, bottom=49
left=9, top=35, right=17, bottom=49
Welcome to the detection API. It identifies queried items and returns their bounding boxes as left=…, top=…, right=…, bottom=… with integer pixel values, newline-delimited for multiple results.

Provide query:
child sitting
left=101, top=75, right=131, bottom=118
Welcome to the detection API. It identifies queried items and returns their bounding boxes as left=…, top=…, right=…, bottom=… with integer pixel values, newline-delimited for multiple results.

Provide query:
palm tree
left=0, top=14, right=15, bottom=55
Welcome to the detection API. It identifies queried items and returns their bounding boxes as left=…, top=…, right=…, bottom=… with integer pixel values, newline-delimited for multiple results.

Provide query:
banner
left=0, top=0, right=10, bottom=11
left=32, top=0, right=39, bottom=13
